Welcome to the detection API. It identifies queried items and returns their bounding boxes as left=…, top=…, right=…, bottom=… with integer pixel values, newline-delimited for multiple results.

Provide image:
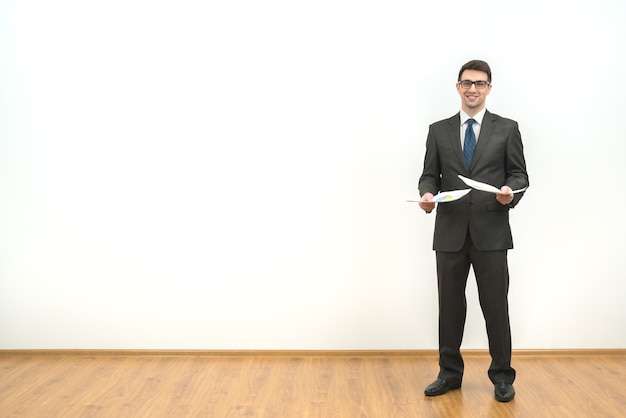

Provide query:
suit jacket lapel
left=471, top=110, right=495, bottom=170
left=446, top=113, right=464, bottom=168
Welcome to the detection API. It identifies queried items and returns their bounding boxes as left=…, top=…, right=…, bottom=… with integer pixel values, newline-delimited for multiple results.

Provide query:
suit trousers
left=435, top=232, right=516, bottom=385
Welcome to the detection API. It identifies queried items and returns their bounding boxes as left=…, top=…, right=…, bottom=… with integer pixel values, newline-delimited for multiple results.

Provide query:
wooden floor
left=1, top=350, right=625, bottom=417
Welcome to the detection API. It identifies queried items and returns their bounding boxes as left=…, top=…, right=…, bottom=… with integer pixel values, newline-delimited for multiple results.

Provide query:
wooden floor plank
left=1, top=351, right=624, bottom=417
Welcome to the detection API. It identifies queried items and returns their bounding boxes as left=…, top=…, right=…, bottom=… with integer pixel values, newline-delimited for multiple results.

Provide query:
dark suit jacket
left=418, top=110, right=529, bottom=252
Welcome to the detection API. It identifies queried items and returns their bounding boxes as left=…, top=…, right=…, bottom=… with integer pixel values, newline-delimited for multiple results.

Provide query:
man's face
left=456, top=69, right=492, bottom=115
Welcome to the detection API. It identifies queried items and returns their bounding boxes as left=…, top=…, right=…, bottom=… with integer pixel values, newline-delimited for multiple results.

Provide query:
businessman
left=418, top=60, right=528, bottom=402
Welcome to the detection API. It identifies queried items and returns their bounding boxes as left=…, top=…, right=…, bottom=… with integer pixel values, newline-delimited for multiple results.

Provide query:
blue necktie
left=463, top=118, right=476, bottom=169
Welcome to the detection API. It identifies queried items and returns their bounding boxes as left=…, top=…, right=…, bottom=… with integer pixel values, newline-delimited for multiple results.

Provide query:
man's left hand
left=496, top=186, right=514, bottom=205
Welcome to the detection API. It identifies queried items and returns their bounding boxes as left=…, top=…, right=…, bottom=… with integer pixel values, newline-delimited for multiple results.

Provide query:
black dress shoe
left=424, top=378, right=461, bottom=396
left=494, top=382, right=515, bottom=402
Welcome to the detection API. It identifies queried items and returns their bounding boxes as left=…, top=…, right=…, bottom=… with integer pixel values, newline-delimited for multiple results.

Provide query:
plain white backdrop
left=1, top=0, right=625, bottom=349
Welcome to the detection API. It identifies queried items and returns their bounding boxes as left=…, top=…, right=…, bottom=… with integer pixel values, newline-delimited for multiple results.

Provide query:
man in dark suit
left=418, top=60, right=528, bottom=402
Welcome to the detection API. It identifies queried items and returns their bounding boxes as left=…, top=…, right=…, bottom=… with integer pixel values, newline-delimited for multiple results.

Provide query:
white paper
left=407, top=188, right=471, bottom=203
left=457, top=175, right=527, bottom=194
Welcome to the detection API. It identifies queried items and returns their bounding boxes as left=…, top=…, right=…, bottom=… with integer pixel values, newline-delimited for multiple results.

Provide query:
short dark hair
left=458, top=60, right=492, bottom=83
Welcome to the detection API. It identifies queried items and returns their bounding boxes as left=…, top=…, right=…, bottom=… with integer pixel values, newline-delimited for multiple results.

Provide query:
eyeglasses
left=458, top=80, right=490, bottom=89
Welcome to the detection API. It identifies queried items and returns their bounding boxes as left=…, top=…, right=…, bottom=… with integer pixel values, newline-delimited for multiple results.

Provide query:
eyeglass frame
left=458, top=80, right=491, bottom=89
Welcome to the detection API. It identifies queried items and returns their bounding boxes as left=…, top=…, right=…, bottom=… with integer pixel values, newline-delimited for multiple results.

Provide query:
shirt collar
left=460, top=108, right=487, bottom=125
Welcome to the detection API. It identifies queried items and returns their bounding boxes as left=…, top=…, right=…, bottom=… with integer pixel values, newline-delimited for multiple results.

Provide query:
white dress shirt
left=460, top=108, right=486, bottom=150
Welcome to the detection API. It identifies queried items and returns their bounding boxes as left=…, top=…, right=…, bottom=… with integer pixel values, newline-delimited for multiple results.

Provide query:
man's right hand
left=419, top=193, right=436, bottom=213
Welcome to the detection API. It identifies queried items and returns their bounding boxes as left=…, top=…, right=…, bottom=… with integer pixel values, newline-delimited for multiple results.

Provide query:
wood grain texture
left=1, top=351, right=624, bottom=417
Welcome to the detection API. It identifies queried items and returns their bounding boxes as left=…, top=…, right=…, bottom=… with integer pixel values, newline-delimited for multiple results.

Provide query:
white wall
left=1, top=0, right=625, bottom=350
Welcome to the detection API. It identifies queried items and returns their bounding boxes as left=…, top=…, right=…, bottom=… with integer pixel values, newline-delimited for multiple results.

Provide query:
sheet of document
left=406, top=188, right=471, bottom=203
left=457, top=175, right=527, bottom=194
